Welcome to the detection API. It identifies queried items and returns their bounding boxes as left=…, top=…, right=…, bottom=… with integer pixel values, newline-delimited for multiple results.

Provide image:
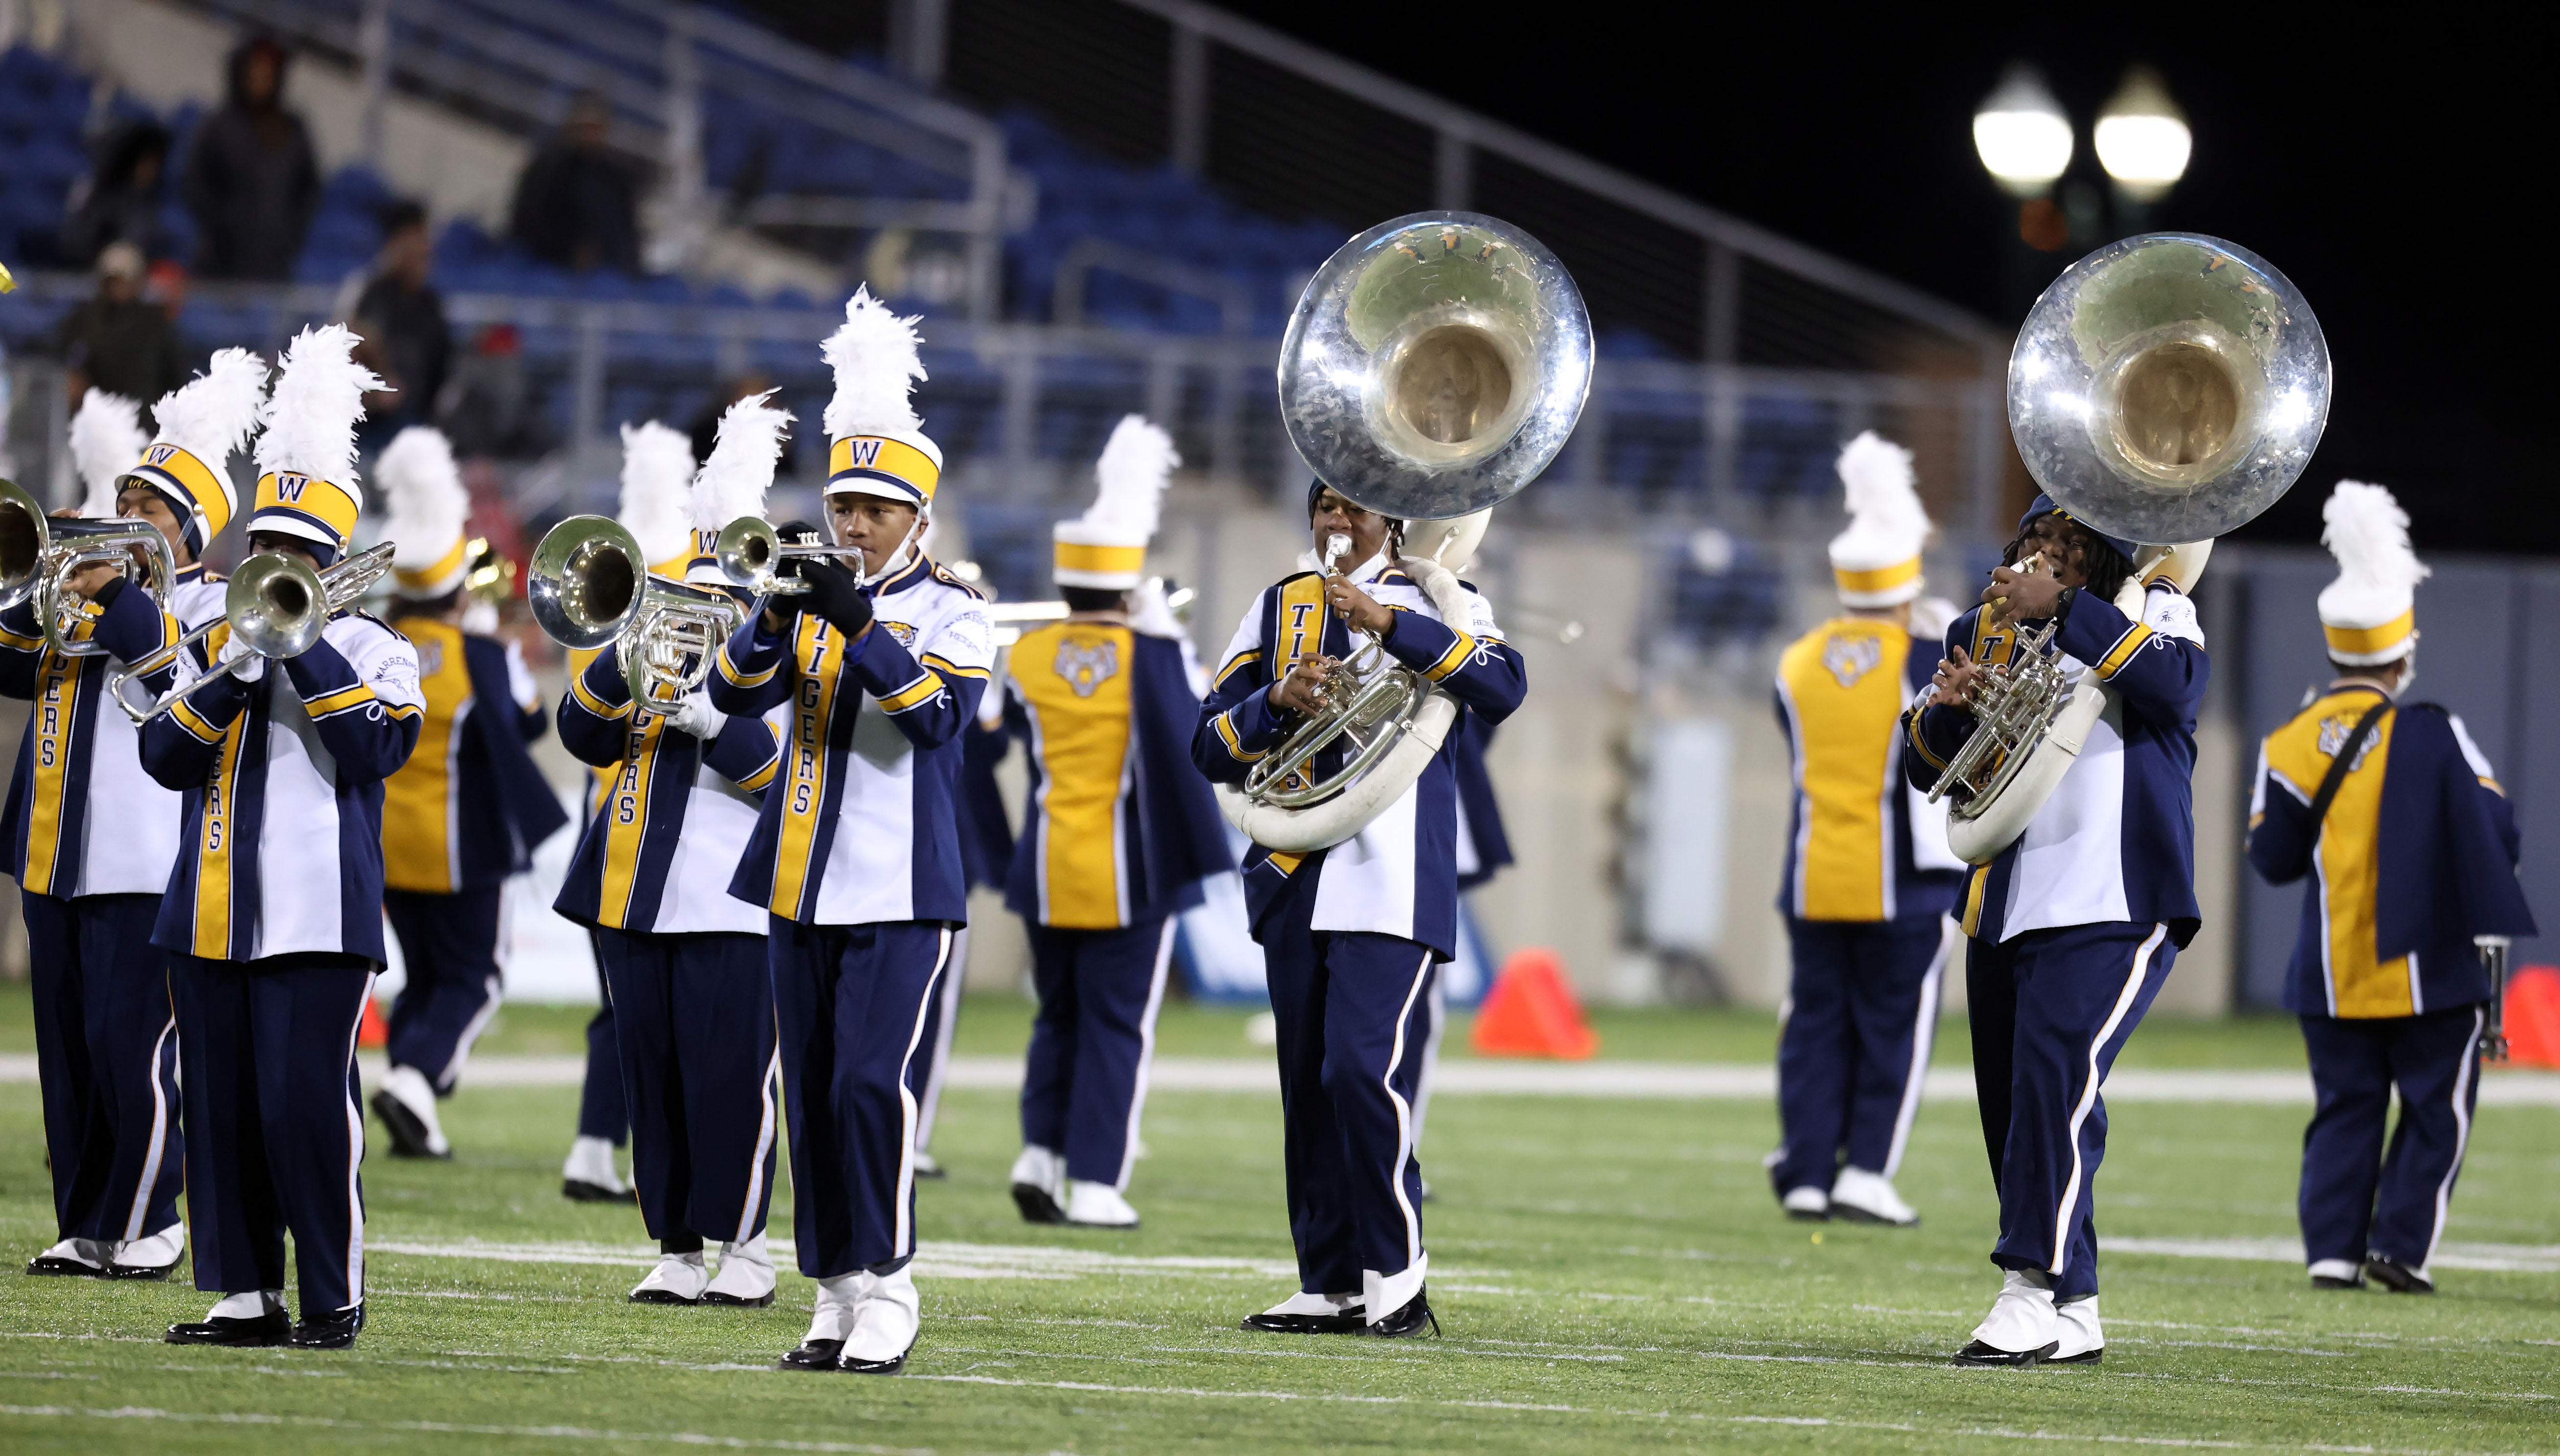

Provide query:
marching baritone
left=707, top=288, right=992, bottom=1374
left=1768, top=433, right=1964, bottom=1227
left=556, top=404, right=789, bottom=1307
left=2246, top=481, right=2535, bottom=1295
left=1905, top=495, right=2207, bottom=1367
left=995, top=416, right=1231, bottom=1229
left=143, top=326, right=423, bottom=1351
left=7, top=361, right=254, bottom=1281
left=1194, top=480, right=1526, bottom=1338
left=372, top=425, right=568, bottom=1159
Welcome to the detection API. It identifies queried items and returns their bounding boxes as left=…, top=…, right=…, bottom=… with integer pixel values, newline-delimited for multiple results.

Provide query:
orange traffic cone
left=1470, top=948, right=1599, bottom=1059
left=358, top=997, right=390, bottom=1051
left=2502, top=965, right=2560, bottom=1069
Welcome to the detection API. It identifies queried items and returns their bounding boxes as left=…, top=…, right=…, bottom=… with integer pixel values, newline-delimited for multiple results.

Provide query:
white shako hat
left=376, top=425, right=472, bottom=600
left=1054, top=414, right=1178, bottom=591
left=617, top=421, right=697, bottom=578
left=1828, top=430, right=1929, bottom=607
left=687, top=389, right=794, bottom=590
left=822, top=285, right=941, bottom=511
left=248, top=324, right=385, bottom=567
left=69, top=390, right=148, bottom=519
left=124, top=347, right=268, bottom=554
left=2318, top=480, right=2427, bottom=666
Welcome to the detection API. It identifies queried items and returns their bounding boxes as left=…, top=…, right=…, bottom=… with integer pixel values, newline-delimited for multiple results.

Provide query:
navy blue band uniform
left=997, top=619, right=1231, bottom=1195
left=3, top=569, right=213, bottom=1267
left=707, top=552, right=992, bottom=1279
left=1769, top=615, right=1963, bottom=1208
left=1193, top=549, right=1526, bottom=1324
left=1904, top=575, right=2208, bottom=1303
left=2248, top=687, right=2535, bottom=1282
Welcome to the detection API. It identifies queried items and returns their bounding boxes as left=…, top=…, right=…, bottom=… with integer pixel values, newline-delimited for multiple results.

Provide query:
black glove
left=799, top=559, right=874, bottom=637
left=759, top=519, right=823, bottom=631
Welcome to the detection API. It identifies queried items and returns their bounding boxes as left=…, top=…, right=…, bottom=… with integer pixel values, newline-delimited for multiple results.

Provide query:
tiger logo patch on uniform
left=2316, top=712, right=2384, bottom=770
left=1821, top=632, right=1883, bottom=688
left=880, top=620, right=918, bottom=648
left=1055, top=638, right=1120, bottom=698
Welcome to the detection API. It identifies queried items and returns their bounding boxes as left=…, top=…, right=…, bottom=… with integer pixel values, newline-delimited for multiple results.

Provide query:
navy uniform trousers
left=1966, top=920, right=2176, bottom=1301
left=2299, top=1004, right=2487, bottom=1272
left=1771, top=914, right=1951, bottom=1197
left=383, top=885, right=504, bottom=1094
left=170, top=952, right=374, bottom=1314
left=768, top=917, right=953, bottom=1277
left=577, top=943, right=628, bottom=1145
left=1021, top=916, right=1176, bottom=1189
left=595, top=928, right=778, bottom=1249
left=1265, top=894, right=1436, bottom=1296
left=24, top=892, right=183, bottom=1244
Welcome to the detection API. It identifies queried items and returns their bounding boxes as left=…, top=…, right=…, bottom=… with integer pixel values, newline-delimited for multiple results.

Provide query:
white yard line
left=11, top=1052, right=2552, bottom=1104
left=2108, top=1236, right=2560, bottom=1274
left=0, top=1406, right=928, bottom=1453
left=368, top=1237, right=1301, bottom=1282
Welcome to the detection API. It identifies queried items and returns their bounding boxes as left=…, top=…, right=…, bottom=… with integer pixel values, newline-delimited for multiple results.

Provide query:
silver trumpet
left=713, top=515, right=873, bottom=596
left=529, top=516, right=742, bottom=703
left=0, top=477, right=180, bottom=658
left=110, top=541, right=397, bottom=723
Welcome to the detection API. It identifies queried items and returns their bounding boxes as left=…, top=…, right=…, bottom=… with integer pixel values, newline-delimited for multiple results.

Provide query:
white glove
left=218, top=634, right=266, bottom=684
left=668, top=689, right=722, bottom=740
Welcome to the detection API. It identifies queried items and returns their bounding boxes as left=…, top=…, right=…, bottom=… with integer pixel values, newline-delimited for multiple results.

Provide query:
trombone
left=528, top=516, right=742, bottom=703
left=0, top=477, right=180, bottom=658
left=108, top=541, right=397, bottom=723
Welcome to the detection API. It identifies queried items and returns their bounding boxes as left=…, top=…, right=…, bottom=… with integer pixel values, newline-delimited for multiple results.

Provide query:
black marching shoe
left=25, top=1245, right=108, bottom=1278
left=777, top=1339, right=845, bottom=1372
left=1241, top=1307, right=1366, bottom=1335
left=370, top=1089, right=448, bottom=1160
left=562, top=1178, right=634, bottom=1203
left=2310, top=1272, right=2366, bottom=1291
left=1010, top=1180, right=1065, bottom=1225
left=1366, top=1288, right=1441, bottom=1339
left=289, top=1304, right=365, bottom=1349
left=841, top=1339, right=915, bottom=1376
left=167, top=1310, right=291, bottom=1347
left=2364, top=1256, right=2435, bottom=1294
left=1952, top=1339, right=2057, bottom=1367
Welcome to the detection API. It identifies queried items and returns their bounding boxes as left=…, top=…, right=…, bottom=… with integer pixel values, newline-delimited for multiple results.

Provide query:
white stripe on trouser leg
left=2049, top=923, right=2166, bottom=1276
left=891, top=930, right=952, bottom=1259
left=344, top=971, right=376, bottom=1306
left=121, top=1014, right=179, bottom=1241
left=1381, top=949, right=1434, bottom=1268
left=1881, top=915, right=1956, bottom=1179
left=1409, top=969, right=1445, bottom=1155
left=1113, top=920, right=1177, bottom=1190
left=914, top=925, right=968, bottom=1154
left=438, top=966, right=507, bottom=1090
left=736, top=1046, right=783, bottom=1243
left=2421, top=1006, right=2485, bottom=1269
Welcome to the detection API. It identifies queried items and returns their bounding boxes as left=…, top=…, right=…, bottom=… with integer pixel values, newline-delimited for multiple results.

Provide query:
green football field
left=3, top=993, right=2557, bottom=1454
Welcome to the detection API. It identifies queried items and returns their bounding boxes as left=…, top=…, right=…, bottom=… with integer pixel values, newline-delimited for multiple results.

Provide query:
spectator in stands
left=351, top=201, right=453, bottom=437
left=181, top=36, right=321, bottom=282
left=60, top=122, right=176, bottom=268
left=510, top=93, right=641, bottom=274
left=48, top=243, right=187, bottom=415
left=438, top=325, right=550, bottom=459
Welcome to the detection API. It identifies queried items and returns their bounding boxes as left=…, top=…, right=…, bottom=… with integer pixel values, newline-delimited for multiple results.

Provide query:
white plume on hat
left=70, top=390, right=147, bottom=517
left=691, top=390, right=795, bottom=537
left=376, top=425, right=470, bottom=596
left=617, top=422, right=696, bottom=568
left=822, top=285, right=929, bottom=444
left=146, top=346, right=269, bottom=472
left=1053, top=415, right=1176, bottom=591
left=255, top=324, right=384, bottom=497
left=1827, top=430, right=1930, bottom=606
left=2318, top=480, right=2428, bottom=664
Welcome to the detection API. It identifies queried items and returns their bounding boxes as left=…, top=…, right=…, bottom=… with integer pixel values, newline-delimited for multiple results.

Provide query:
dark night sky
left=1193, top=7, right=2552, bottom=554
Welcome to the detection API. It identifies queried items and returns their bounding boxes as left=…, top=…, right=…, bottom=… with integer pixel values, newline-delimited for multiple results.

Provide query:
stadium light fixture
left=1973, top=63, right=2073, bottom=198
left=2095, top=66, right=2191, bottom=202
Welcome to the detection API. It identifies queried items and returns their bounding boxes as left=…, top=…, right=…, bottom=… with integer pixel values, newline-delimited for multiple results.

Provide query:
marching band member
left=1768, top=434, right=1963, bottom=1226
left=371, top=425, right=567, bottom=1159
left=7, top=367, right=247, bottom=1283
left=555, top=405, right=788, bottom=1307
left=557, top=425, right=698, bottom=1204
left=707, top=288, right=992, bottom=1374
left=992, top=416, right=1230, bottom=1229
left=1905, top=495, right=2207, bottom=1367
left=1194, top=480, right=1526, bottom=1339
left=2247, top=482, right=2535, bottom=1295
left=144, top=326, right=423, bottom=1350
